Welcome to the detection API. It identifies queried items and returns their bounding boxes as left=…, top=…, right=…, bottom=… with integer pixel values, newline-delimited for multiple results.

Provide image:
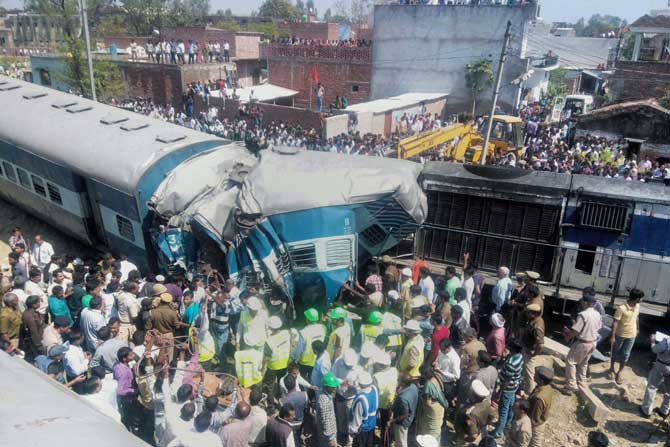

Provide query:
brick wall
left=262, top=43, right=372, bottom=108
left=115, top=61, right=237, bottom=108
left=116, top=62, right=184, bottom=107
left=161, top=26, right=261, bottom=59
left=611, top=60, right=670, bottom=102
left=201, top=95, right=324, bottom=131
left=277, top=22, right=340, bottom=41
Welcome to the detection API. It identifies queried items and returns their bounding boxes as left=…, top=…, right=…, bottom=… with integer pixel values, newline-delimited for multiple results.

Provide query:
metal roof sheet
left=344, top=93, right=448, bottom=115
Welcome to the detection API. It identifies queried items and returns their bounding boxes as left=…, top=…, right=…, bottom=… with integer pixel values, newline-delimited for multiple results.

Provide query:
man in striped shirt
left=492, top=339, right=524, bottom=438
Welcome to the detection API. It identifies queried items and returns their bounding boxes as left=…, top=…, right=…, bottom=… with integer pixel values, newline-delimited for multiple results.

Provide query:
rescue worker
left=400, top=267, right=414, bottom=303
left=529, top=366, right=555, bottom=447
left=327, top=307, right=351, bottom=361
left=333, top=348, right=359, bottom=446
left=521, top=303, right=544, bottom=395
left=360, top=311, right=384, bottom=347
left=237, top=296, right=268, bottom=352
left=399, top=319, right=424, bottom=380
left=349, top=371, right=378, bottom=447
left=263, top=316, right=292, bottom=399
left=372, top=351, right=398, bottom=435
left=235, top=332, right=264, bottom=390
left=382, top=310, right=403, bottom=362
left=640, top=332, right=670, bottom=417
left=563, top=294, right=602, bottom=393
left=294, top=307, right=326, bottom=378
left=359, top=341, right=378, bottom=374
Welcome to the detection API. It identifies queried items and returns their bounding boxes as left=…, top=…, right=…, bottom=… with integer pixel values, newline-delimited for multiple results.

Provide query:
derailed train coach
left=417, top=162, right=670, bottom=310
left=149, top=145, right=427, bottom=308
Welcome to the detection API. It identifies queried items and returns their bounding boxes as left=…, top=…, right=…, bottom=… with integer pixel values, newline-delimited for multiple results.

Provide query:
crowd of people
left=5, top=223, right=668, bottom=447
left=269, top=36, right=372, bottom=48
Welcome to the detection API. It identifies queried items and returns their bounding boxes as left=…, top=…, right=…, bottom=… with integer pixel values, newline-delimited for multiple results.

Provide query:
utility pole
left=78, top=0, right=96, bottom=101
left=481, top=20, right=512, bottom=165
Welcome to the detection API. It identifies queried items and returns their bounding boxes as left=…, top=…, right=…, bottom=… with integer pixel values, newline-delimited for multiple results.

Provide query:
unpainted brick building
left=261, top=43, right=372, bottom=109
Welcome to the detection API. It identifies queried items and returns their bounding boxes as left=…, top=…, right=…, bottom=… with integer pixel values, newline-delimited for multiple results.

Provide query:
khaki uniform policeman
left=529, top=366, right=555, bottom=447
left=521, top=303, right=544, bottom=394
left=563, top=295, right=602, bottom=392
left=399, top=319, right=424, bottom=379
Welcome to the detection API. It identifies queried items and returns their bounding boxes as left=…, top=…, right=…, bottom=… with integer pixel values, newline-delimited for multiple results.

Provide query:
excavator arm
left=397, top=123, right=474, bottom=159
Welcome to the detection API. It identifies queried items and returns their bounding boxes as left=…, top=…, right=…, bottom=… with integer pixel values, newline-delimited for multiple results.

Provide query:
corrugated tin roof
left=0, top=75, right=226, bottom=194
left=526, top=21, right=617, bottom=70
left=344, top=93, right=448, bottom=115
left=578, top=99, right=670, bottom=121
left=631, top=14, right=670, bottom=29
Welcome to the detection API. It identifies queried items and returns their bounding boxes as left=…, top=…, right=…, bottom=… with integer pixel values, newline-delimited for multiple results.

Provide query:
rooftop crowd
left=2, top=223, right=665, bottom=447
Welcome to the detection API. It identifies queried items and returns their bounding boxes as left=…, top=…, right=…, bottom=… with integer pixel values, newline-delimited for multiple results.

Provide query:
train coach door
left=81, top=179, right=110, bottom=247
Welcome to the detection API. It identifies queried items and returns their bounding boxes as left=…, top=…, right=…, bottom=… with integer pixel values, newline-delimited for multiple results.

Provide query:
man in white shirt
left=116, top=281, right=140, bottom=342
left=10, top=275, right=28, bottom=312
left=434, top=338, right=460, bottom=400
left=31, top=234, right=54, bottom=275
left=119, top=255, right=138, bottom=282
left=168, top=412, right=221, bottom=446
left=418, top=267, right=435, bottom=303
left=48, top=269, right=71, bottom=296
left=64, top=330, right=90, bottom=379
left=26, top=268, right=48, bottom=315
left=80, top=296, right=107, bottom=352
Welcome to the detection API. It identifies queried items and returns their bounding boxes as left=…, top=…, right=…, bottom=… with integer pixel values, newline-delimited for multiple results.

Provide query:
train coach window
left=16, top=167, right=31, bottom=189
left=47, top=182, right=63, bottom=205
left=2, top=162, right=16, bottom=182
left=116, top=215, right=135, bottom=242
left=575, top=244, right=597, bottom=275
left=31, top=175, right=46, bottom=197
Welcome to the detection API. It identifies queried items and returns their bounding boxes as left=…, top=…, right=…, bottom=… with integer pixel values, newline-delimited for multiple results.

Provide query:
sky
left=2, top=0, right=669, bottom=23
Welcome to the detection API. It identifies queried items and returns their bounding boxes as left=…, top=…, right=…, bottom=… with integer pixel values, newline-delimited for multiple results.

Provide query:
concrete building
left=262, top=43, right=372, bottom=109
left=610, top=13, right=670, bottom=102
left=1, top=13, right=78, bottom=51
left=371, top=4, right=539, bottom=113
left=576, top=99, right=670, bottom=160
left=523, top=20, right=617, bottom=101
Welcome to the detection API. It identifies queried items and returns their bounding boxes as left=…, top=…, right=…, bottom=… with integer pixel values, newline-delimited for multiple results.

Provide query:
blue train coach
left=0, top=75, right=229, bottom=269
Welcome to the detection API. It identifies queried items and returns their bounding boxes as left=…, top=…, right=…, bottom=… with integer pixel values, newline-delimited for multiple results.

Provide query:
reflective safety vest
left=351, top=386, right=379, bottom=433
left=327, top=324, right=351, bottom=359
left=298, top=323, right=326, bottom=367
left=267, top=329, right=291, bottom=371
left=360, top=323, right=383, bottom=346
left=399, top=335, right=424, bottom=378
left=235, top=349, right=263, bottom=388
left=189, top=326, right=215, bottom=363
left=382, top=312, right=402, bottom=347
left=373, top=367, right=399, bottom=410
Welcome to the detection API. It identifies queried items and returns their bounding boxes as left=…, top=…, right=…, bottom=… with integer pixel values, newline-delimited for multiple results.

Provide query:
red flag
left=311, top=65, right=319, bottom=83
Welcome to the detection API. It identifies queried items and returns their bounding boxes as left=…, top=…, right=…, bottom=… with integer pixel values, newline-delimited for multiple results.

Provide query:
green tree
left=165, top=0, right=210, bottom=26
left=333, top=0, right=371, bottom=24
left=323, top=7, right=332, bottom=22
left=121, top=0, right=169, bottom=36
left=465, top=59, right=493, bottom=116
left=306, top=0, right=316, bottom=16
left=60, top=35, right=125, bottom=101
left=258, top=0, right=299, bottom=20
left=546, top=67, right=568, bottom=100
left=224, top=8, right=232, bottom=17
left=296, top=0, right=305, bottom=13
left=93, top=14, right=129, bottom=37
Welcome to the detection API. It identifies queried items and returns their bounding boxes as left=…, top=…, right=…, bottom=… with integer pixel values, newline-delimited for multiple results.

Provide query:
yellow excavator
left=397, top=115, right=525, bottom=162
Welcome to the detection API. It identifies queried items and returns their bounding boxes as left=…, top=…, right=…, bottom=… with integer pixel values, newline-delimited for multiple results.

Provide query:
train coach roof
left=0, top=75, right=226, bottom=194
left=421, top=162, right=572, bottom=200
left=0, top=351, right=150, bottom=446
left=571, top=174, right=670, bottom=203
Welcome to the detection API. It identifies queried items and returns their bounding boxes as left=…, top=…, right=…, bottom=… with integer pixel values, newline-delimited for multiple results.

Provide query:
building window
left=47, top=182, right=63, bottom=205
left=16, top=167, right=32, bottom=189
left=351, top=84, right=359, bottom=93
left=2, top=162, right=16, bottom=182
left=116, top=215, right=135, bottom=241
left=32, top=175, right=46, bottom=197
